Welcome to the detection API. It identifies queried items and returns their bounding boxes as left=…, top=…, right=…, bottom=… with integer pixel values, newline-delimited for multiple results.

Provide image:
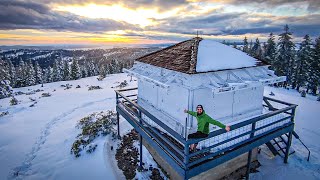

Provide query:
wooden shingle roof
left=136, top=37, right=268, bottom=74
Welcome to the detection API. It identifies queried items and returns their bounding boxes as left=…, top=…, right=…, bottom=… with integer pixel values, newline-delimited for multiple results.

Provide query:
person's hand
left=225, top=126, right=230, bottom=132
left=184, top=109, right=188, bottom=113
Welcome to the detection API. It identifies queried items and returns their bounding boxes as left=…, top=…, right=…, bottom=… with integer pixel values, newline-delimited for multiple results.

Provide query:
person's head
left=196, top=105, right=204, bottom=115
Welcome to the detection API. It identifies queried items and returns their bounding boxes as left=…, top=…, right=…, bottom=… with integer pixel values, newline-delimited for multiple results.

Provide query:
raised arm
left=206, top=115, right=226, bottom=129
left=184, top=109, right=197, bottom=117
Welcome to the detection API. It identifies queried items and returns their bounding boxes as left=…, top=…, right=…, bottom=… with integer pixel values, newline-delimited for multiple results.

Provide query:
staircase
left=266, top=131, right=310, bottom=161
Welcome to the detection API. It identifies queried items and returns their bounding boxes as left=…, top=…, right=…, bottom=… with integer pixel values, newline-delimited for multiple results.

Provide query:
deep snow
left=0, top=74, right=319, bottom=180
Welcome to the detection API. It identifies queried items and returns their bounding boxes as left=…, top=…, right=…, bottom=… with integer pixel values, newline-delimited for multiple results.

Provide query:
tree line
left=233, top=25, right=320, bottom=95
left=0, top=57, right=133, bottom=99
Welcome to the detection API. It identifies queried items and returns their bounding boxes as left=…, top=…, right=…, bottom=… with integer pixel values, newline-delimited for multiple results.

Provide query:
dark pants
left=188, top=131, right=208, bottom=139
left=188, top=131, right=208, bottom=148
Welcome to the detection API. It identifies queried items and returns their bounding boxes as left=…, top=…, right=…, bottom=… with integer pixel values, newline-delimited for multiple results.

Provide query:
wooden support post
left=284, top=131, right=293, bottom=163
left=284, top=106, right=295, bottom=163
left=139, top=110, right=143, bottom=169
left=117, top=111, right=120, bottom=139
left=246, top=121, right=256, bottom=180
left=139, top=134, right=143, bottom=168
left=245, top=150, right=252, bottom=180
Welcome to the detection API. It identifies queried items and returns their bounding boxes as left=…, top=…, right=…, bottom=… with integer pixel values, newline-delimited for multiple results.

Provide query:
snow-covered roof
left=136, top=37, right=267, bottom=74
left=196, top=40, right=258, bottom=72
left=124, top=62, right=286, bottom=93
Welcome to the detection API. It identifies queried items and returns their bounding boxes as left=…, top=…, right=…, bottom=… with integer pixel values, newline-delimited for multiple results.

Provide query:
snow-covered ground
left=0, top=74, right=319, bottom=180
left=252, top=86, right=320, bottom=180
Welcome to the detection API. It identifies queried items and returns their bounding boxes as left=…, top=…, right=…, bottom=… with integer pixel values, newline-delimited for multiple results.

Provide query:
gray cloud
left=38, top=0, right=189, bottom=12
left=148, top=10, right=320, bottom=39
left=219, top=0, right=320, bottom=12
left=0, top=0, right=140, bottom=32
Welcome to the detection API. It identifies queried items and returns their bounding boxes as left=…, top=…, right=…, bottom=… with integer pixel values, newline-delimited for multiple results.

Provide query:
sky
left=0, top=0, right=319, bottom=46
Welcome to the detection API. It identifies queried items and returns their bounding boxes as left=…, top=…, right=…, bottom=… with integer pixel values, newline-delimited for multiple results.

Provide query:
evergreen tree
left=0, top=60, right=12, bottom=99
left=275, top=25, right=295, bottom=86
left=264, top=33, right=277, bottom=64
left=294, top=35, right=312, bottom=91
left=62, top=61, right=70, bottom=81
left=52, top=59, right=62, bottom=82
left=251, top=38, right=262, bottom=59
left=81, top=65, right=88, bottom=78
left=248, top=39, right=254, bottom=56
left=16, top=59, right=27, bottom=87
left=242, top=37, right=249, bottom=53
left=7, top=60, right=16, bottom=87
left=25, top=61, right=36, bottom=86
left=70, top=59, right=81, bottom=80
left=44, top=67, right=53, bottom=83
left=309, top=36, right=320, bottom=94
left=34, top=61, right=43, bottom=84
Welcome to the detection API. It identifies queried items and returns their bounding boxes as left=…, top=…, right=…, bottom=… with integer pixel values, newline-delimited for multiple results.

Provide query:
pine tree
left=26, top=61, right=36, bottom=86
left=34, top=61, right=43, bottom=84
left=309, top=36, right=320, bottom=94
left=294, top=35, right=312, bottom=91
left=0, top=60, right=12, bottom=99
left=7, top=60, right=16, bottom=87
left=16, top=59, right=27, bottom=87
left=52, top=59, right=62, bottom=82
left=248, top=40, right=253, bottom=56
left=81, top=65, right=88, bottom=78
left=242, top=37, right=249, bottom=53
left=252, top=38, right=262, bottom=59
left=275, top=25, right=296, bottom=86
left=62, top=61, right=70, bottom=81
left=44, top=67, right=53, bottom=83
left=264, top=33, right=277, bottom=65
left=70, top=59, right=81, bottom=80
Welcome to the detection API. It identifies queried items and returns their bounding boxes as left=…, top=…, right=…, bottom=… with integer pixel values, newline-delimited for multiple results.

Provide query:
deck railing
left=115, top=88, right=297, bottom=179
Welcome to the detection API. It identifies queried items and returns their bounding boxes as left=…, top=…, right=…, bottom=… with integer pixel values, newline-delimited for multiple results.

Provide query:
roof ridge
left=188, top=37, right=202, bottom=74
left=136, top=38, right=195, bottom=61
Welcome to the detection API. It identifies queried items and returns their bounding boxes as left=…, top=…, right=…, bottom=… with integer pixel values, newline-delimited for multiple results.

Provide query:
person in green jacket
left=184, top=104, right=230, bottom=151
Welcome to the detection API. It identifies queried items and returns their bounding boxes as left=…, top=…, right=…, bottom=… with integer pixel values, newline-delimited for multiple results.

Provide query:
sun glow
left=54, top=4, right=178, bottom=27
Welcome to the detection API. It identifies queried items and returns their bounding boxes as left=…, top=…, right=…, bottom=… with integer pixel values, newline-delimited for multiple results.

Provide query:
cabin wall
left=192, top=85, right=264, bottom=129
left=137, top=79, right=188, bottom=124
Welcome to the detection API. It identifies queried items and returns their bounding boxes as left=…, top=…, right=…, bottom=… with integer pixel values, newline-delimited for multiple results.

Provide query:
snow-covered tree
left=4, top=60, right=16, bottom=87
left=34, top=61, right=43, bottom=84
left=0, top=60, right=12, bottom=99
left=52, top=59, right=62, bottom=82
left=264, top=33, right=277, bottom=65
left=16, top=59, right=27, bottom=87
left=70, top=59, right=81, bottom=80
left=26, top=61, right=36, bottom=86
left=275, top=25, right=295, bottom=86
left=294, top=35, right=312, bottom=91
left=251, top=38, right=262, bottom=59
left=44, top=67, right=53, bottom=83
left=242, top=37, right=249, bottom=53
left=81, top=66, right=88, bottom=78
left=308, top=36, right=320, bottom=94
left=62, top=61, right=70, bottom=81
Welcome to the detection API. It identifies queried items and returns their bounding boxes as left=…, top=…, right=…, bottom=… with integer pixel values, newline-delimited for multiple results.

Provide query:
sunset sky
left=0, top=0, right=319, bottom=46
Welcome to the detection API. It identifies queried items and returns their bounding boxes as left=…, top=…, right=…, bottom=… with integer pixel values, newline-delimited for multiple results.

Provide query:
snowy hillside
left=0, top=73, right=319, bottom=180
